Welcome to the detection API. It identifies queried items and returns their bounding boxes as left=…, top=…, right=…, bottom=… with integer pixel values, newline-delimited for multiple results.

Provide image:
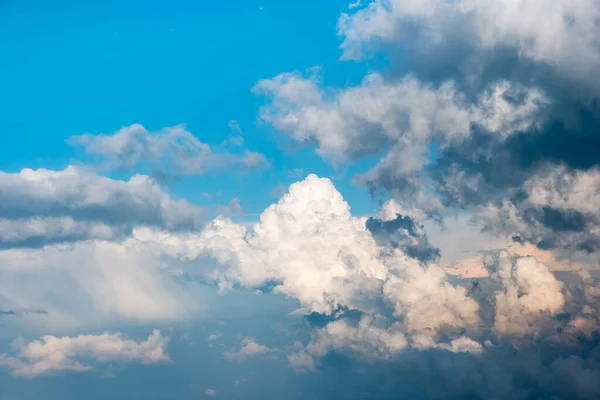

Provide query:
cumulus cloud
left=197, top=176, right=487, bottom=356
left=304, top=315, right=408, bottom=360
left=255, top=72, right=544, bottom=164
left=0, top=166, right=206, bottom=249
left=183, top=174, right=600, bottom=400
left=199, top=174, right=389, bottom=315
left=68, top=124, right=268, bottom=177
left=0, top=329, right=169, bottom=378
left=486, top=252, right=565, bottom=335
left=254, top=69, right=545, bottom=217
left=224, top=337, right=280, bottom=361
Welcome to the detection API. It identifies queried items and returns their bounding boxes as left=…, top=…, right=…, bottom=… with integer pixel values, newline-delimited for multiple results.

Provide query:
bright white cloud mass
left=2, top=1, right=600, bottom=399
left=0, top=330, right=169, bottom=378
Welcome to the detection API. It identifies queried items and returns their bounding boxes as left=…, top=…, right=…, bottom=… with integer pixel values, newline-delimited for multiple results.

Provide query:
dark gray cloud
left=366, top=214, right=440, bottom=262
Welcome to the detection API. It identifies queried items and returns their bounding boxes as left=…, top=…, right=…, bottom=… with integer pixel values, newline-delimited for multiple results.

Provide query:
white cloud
left=68, top=124, right=268, bottom=175
left=349, top=0, right=362, bottom=10
left=197, top=175, right=486, bottom=359
left=487, top=252, right=565, bottom=335
left=254, top=71, right=545, bottom=216
left=0, top=329, right=169, bottom=378
left=305, top=315, right=408, bottom=360
left=411, top=334, right=483, bottom=354
left=382, top=253, right=480, bottom=335
left=287, top=350, right=316, bottom=372
left=199, top=174, right=389, bottom=315
left=224, top=337, right=280, bottom=361
left=255, top=72, right=542, bottom=164
left=204, top=388, right=217, bottom=396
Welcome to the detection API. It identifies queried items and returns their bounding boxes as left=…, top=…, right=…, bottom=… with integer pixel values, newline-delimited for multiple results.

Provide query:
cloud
left=224, top=337, right=280, bottom=361
left=366, top=213, right=440, bottom=262
left=254, top=1, right=600, bottom=270
left=0, top=329, right=169, bottom=378
left=0, top=165, right=211, bottom=331
left=254, top=70, right=545, bottom=217
left=68, top=124, right=268, bottom=176
left=197, top=176, right=484, bottom=353
left=186, top=175, right=600, bottom=400
left=337, top=0, right=600, bottom=95
left=473, top=166, right=600, bottom=257
left=228, top=120, right=243, bottom=134
left=199, top=174, right=389, bottom=315
left=348, top=0, right=362, bottom=9
left=486, top=252, right=565, bottom=335
left=287, top=350, right=316, bottom=372
left=0, top=230, right=204, bottom=331
left=204, top=388, right=217, bottom=396
left=217, top=198, right=244, bottom=219
left=0, top=166, right=206, bottom=249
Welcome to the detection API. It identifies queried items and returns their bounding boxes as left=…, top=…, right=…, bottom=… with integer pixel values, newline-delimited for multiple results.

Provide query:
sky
left=1, top=1, right=600, bottom=399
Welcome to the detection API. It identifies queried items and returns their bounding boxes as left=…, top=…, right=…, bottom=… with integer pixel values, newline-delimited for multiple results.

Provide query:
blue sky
left=1, top=1, right=600, bottom=399
left=0, top=0, right=381, bottom=215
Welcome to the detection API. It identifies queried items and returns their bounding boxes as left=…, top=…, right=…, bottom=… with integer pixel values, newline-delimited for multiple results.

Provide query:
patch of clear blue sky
left=0, top=0, right=391, bottom=217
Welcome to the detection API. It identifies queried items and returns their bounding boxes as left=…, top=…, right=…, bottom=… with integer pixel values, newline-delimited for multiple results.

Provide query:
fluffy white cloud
left=305, top=315, right=408, bottom=360
left=254, top=70, right=545, bottom=216
left=199, top=174, right=389, bottom=315
left=487, top=252, right=565, bottom=335
left=0, top=329, right=169, bottom=378
left=224, top=337, right=280, bottom=361
left=68, top=124, right=269, bottom=175
left=287, top=350, right=316, bottom=372
left=382, top=253, right=480, bottom=335
left=196, top=175, right=486, bottom=359
left=255, top=72, right=543, bottom=166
